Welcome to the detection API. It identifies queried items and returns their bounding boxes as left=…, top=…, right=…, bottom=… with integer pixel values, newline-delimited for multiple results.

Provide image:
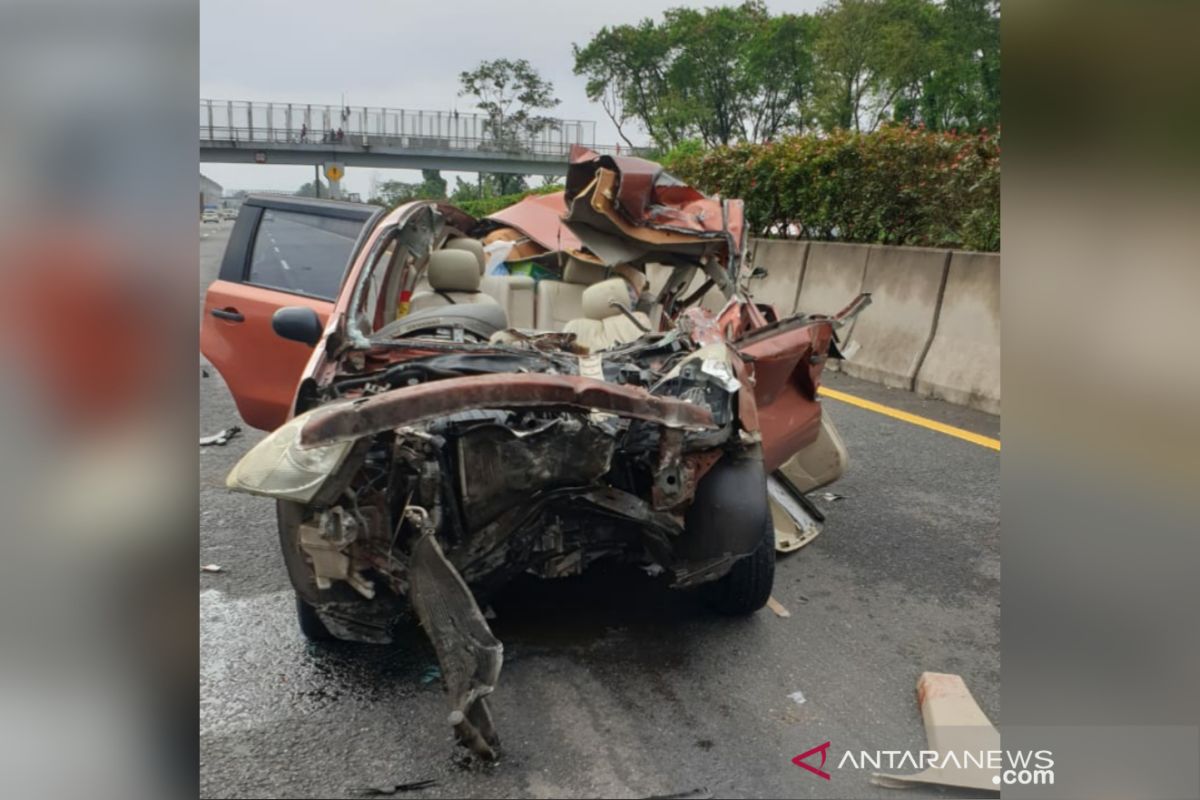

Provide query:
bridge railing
left=200, top=100, right=652, bottom=160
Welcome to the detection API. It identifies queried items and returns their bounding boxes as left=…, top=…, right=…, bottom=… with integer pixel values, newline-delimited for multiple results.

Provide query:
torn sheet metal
left=700, top=358, right=741, bottom=392
left=408, top=531, right=503, bottom=761
left=565, top=145, right=746, bottom=250
left=484, top=191, right=584, bottom=256
left=299, top=372, right=718, bottom=447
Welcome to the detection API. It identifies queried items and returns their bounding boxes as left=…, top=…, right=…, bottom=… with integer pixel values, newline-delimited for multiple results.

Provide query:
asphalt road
left=199, top=222, right=1000, bottom=799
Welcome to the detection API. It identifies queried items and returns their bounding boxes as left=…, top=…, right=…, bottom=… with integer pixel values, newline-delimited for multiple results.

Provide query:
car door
left=201, top=196, right=380, bottom=431
left=733, top=294, right=868, bottom=473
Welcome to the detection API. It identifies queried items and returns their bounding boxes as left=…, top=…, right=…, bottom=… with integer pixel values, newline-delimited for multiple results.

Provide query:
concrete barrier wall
left=746, top=239, right=809, bottom=314
left=743, top=238, right=1000, bottom=413
left=841, top=246, right=951, bottom=390
left=914, top=251, right=1000, bottom=413
left=795, top=242, right=871, bottom=320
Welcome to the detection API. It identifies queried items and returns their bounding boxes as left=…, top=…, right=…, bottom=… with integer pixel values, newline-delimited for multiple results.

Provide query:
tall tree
left=573, top=20, right=675, bottom=148
left=812, top=0, right=888, bottom=132
left=742, top=11, right=818, bottom=139
left=459, top=58, right=560, bottom=195
left=912, top=0, right=1000, bottom=131
left=813, top=0, right=997, bottom=133
left=574, top=3, right=817, bottom=148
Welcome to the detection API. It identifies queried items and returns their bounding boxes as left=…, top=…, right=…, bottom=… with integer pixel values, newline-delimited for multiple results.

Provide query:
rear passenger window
left=247, top=209, right=363, bottom=299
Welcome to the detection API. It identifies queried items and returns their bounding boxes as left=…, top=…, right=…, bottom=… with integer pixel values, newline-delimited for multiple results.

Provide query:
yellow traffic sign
left=324, top=162, right=344, bottom=181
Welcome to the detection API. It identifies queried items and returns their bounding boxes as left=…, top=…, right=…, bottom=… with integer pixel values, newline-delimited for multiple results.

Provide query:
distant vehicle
left=201, top=209, right=220, bottom=224
left=220, top=207, right=238, bottom=221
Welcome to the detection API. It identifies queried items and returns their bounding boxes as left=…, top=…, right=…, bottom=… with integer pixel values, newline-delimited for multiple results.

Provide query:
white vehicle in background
left=221, top=207, right=238, bottom=221
left=202, top=209, right=220, bottom=224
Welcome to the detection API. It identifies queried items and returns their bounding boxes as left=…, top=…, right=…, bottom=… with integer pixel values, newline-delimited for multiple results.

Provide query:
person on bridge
left=336, top=127, right=344, bottom=143
left=299, top=123, right=307, bottom=143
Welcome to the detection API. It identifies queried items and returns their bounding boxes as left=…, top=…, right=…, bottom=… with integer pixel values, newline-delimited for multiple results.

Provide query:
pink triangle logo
left=792, top=741, right=832, bottom=780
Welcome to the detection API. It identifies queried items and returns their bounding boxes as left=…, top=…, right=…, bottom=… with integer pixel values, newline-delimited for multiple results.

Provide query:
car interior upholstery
left=409, top=250, right=501, bottom=313
left=397, top=238, right=724, bottom=352
left=562, top=278, right=652, bottom=352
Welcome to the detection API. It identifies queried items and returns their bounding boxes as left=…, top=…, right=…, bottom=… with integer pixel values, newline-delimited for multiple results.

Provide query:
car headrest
left=563, top=258, right=608, bottom=285
left=581, top=278, right=633, bottom=320
left=427, top=250, right=481, bottom=292
left=443, top=237, right=486, bottom=274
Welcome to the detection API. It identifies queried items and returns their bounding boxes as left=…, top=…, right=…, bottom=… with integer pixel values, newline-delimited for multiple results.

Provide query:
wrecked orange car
left=204, top=146, right=867, bottom=759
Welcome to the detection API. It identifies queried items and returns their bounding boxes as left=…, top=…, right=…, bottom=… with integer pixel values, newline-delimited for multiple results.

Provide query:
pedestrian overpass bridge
left=200, top=99, right=644, bottom=176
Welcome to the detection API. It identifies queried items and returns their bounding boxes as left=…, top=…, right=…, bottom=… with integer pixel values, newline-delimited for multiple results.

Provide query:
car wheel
left=703, top=513, right=775, bottom=615
left=295, top=594, right=336, bottom=642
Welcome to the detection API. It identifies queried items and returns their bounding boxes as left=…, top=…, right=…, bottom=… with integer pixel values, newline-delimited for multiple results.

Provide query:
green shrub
left=454, top=183, right=565, bottom=220
left=662, top=125, right=1000, bottom=252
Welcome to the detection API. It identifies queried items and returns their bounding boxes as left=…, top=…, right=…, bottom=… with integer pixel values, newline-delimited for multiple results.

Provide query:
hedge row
left=662, top=125, right=1000, bottom=252
left=455, top=183, right=565, bottom=220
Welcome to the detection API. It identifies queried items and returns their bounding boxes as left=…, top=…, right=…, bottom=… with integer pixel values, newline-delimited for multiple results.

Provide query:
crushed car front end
left=222, top=147, right=864, bottom=760
left=227, top=325, right=778, bottom=758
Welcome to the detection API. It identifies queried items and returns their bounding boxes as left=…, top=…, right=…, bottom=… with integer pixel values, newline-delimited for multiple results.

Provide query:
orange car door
left=201, top=198, right=378, bottom=431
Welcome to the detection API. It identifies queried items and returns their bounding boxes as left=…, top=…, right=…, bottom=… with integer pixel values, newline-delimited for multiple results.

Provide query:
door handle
left=211, top=307, right=244, bottom=322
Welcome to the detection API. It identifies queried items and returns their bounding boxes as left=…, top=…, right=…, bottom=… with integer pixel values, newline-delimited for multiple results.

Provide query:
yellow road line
left=817, top=386, right=1000, bottom=451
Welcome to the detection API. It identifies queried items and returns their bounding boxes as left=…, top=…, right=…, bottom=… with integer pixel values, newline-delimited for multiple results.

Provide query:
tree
left=449, top=174, right=528, bottom=205
left=574, top=19, right=676, bottom=148
left=812, top=0, right=997, bottom=134
left=741, top=11, right=818, bottom=139
left=573, top=3, right=817, bottom=148
left=370, top=170, right=449, bottom=207
left=459, top=58, right=560, bottom=196
left=812, top=0, right=887, bottom=132
left=909, top=0, right=1000, bottom=131
left=295, top=180, right=328, bottom=198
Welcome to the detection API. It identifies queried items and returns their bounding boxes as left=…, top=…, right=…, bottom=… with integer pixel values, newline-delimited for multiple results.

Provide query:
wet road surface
left=199, top=222, right=1000, bottom=799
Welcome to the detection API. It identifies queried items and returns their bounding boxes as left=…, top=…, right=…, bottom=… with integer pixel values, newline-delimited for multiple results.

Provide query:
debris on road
left=200, top=564, right=224, bottom=573
left=642, top=789, right=713, bottom=800
left=768, top=475, right=823, bottom=553
left=870, top=672, right=1000, bottom=793
left=766, top=596, right=791, bottom=618
left=819, top=492, right=845, bottom=502
left=420, top=666, right=441, bottom=685
left=200, top=426, right=241, bottom=446
left=359, top=778, right=439, bottom=795
left=788, top=690, right=806, bottom=705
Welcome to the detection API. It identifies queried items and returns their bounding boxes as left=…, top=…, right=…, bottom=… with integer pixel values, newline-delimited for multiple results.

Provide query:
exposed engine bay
left=224, top=146, right=869, bottom=760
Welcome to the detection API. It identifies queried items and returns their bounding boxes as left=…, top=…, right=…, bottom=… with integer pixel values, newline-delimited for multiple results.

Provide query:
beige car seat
left=536, top=258, right=609, bottom=331
left=443, top=237, right=487, bottom=273
left=435, top=237, right=535, bottom=327
left=409, top=250, right=500, bottom=312
left=563, top=278, right=651, bottom=351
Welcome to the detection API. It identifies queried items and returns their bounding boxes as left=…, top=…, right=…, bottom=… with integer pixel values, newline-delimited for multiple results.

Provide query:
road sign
left=324, top=162, right=344, bottom=182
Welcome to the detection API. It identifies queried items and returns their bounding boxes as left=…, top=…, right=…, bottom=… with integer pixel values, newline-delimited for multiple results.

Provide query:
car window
left=247, top=209, right=363, bottom=300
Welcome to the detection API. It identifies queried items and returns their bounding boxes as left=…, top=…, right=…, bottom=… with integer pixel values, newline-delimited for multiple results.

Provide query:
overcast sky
left=200, top=0, right=826, bottom=197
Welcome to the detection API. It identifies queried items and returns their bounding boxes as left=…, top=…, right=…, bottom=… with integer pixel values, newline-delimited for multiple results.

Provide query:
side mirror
left=272, top=306, right=323, bottom=347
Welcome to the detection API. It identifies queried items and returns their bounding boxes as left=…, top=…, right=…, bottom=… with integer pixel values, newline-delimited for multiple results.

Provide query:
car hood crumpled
left=561, top=144, right=746, bottom=274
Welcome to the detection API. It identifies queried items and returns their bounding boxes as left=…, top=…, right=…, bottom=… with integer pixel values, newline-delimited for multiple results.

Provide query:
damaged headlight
left=225, top=407, right=354, bottom=503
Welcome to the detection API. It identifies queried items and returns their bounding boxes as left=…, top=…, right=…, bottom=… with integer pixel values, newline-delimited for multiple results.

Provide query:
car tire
left=295, top=594, right=336, bottom=642
left=703, top=514, right=775, bottom=615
